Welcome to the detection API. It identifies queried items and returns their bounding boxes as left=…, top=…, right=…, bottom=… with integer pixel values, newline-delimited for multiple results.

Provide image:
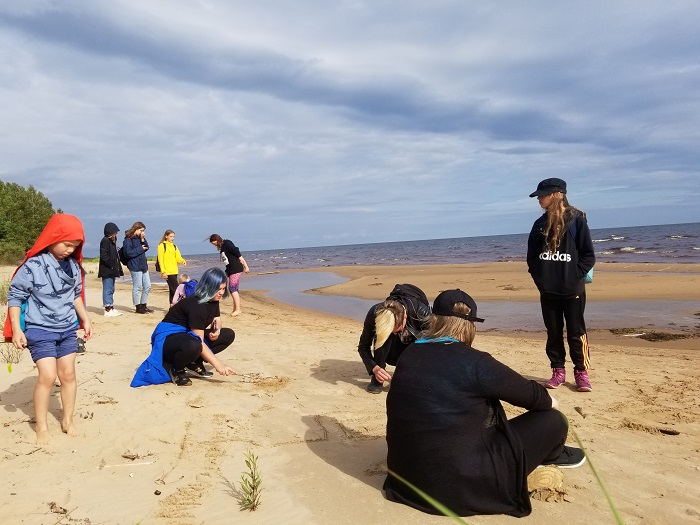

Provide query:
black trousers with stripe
left=539, top=291, right=590, bottom=371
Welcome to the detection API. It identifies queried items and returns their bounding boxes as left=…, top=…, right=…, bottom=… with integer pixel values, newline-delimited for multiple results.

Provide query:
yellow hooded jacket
left=157, top=241, right=185, bottom=275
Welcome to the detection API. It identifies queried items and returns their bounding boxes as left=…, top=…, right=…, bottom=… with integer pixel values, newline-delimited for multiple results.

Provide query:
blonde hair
left=374, top=299, right=406, bottom=349
left=543, top=193, right=581, bottom=253
left=426, top=302, right=476, bottom=345
left=178, top=273, right=190, bottom=284
left=160, top=229, right=175, bottom=244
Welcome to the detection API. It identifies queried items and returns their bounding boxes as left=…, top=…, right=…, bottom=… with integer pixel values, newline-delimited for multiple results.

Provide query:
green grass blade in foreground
left=568, top=426, right=625, bottom=525
left=390, top=418, right=625, bottom=525
left=387, top=470, right=472, bottom=524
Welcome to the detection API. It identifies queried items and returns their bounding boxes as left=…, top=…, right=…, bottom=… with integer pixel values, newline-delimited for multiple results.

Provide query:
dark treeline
left=0, top=180, right=58, bottom=264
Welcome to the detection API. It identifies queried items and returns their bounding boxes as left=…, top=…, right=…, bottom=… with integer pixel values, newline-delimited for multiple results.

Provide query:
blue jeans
left=131, top=270, right=151, bottom=305
left=102, top=277, right=116, bottom=308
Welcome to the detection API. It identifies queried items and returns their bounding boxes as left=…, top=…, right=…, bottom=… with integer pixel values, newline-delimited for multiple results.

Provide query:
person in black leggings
left=160, top=268, right=237, bottom=386
left=384, top=289, right=586, bottom=518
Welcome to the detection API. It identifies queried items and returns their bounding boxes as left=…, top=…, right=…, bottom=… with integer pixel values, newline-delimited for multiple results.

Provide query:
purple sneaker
left=545, top=368, right=566, bottom=389
left=574, top=369, right=592, bottom=392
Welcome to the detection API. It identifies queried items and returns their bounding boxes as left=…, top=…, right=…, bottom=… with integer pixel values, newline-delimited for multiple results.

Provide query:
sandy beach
left=1, top=262, right=699, bottom=524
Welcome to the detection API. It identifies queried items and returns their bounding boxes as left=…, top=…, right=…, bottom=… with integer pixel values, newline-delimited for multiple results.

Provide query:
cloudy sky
left=1, top=1, right=699, bottom=256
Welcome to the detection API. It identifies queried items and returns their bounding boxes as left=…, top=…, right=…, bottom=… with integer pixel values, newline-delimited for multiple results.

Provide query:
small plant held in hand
left=0, top=311, right=23, bottom=373
left=239, top=450, right=262, bottom=511
left=0, top=343, right=23, bottom=373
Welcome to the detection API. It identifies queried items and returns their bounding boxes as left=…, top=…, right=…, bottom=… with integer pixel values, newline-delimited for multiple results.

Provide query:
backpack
left=183, top=280, right=198, bottom=297
left=117, top=246, right=128, bottom=265
left=155, top=243, right=166, bottom=272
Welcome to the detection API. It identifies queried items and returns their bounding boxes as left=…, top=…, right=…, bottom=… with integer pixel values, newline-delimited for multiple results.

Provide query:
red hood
left=4, top=214, right=86, bottom=341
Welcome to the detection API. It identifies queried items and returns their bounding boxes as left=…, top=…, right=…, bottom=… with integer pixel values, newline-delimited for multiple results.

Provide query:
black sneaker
left=175, top=370, right=192, bottom=386
left=167, top=366, right=192, bottom=386
left=544, top=446, right=586, bottom=469
left=186, top=362, right=213, bottom=377
left=76, top=337, right=86, bottom=354
left=142, top=305, right=155, bottom=313
left=366, top=376, right=383, bottom=394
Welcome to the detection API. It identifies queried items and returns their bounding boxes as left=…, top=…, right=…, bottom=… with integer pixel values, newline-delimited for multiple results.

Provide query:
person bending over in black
left=357, top=284, right=430, bottom=394
left=130, top=267, right=237, bottom=388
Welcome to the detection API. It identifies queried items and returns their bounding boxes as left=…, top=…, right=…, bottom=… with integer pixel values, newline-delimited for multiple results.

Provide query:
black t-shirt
left=162, top=295, right=220, bottom=331
left=220, top=239, right=244, bottom=275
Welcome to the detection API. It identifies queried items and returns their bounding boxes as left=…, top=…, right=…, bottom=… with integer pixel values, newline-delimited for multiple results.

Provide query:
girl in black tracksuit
left=527, top=178, right=595, bottom=392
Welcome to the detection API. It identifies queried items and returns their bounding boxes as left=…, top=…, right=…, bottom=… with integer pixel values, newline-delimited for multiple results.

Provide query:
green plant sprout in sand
left=239, top=450, right=262, bottom=511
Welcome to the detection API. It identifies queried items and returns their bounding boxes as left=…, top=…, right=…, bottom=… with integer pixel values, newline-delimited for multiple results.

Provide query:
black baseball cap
left=432, top=289, right=484, bottom=323
left=529, top=178, right=567, bottom=198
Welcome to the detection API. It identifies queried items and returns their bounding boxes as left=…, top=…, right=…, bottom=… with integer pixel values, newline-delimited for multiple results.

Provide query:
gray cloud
left=1, top=1, right=698, bottom=255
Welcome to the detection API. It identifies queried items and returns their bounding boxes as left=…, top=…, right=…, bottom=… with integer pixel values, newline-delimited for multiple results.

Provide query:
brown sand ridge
left=0, top=262, right=698, bottom=524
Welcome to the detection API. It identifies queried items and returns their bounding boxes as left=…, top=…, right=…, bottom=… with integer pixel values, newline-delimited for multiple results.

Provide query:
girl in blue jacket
left=122, top=221, right=153, bottom=314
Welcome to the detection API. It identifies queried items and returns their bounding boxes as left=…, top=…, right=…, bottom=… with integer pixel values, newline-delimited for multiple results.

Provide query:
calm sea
left=145, top=222, right=699, bottom=330
left=181, top=222, right=700, bottom=275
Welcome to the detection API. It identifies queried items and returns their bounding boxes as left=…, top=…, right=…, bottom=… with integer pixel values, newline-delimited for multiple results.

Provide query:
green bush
left=0, top=180, right=56, bottom=265
left=0, top=242, right=27, bottom=265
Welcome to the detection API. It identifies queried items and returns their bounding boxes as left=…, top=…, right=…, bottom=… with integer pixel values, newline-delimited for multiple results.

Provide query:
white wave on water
left=182, top=222, right=700, bottom=272
left=593, top=235, right=625, bottom=243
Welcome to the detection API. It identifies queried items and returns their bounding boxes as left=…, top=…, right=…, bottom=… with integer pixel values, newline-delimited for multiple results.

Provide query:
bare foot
left=61, top=420, right=80, bottom=437
left=36, top=429, right=51, bottom=446
left=229, top=310, right=241, bottom=317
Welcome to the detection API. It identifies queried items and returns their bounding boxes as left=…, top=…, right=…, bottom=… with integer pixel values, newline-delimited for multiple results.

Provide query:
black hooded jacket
left=98, top=222, right=123, bottom=279
left=526, top=212, right=595, bottom=297
left=357, top=284, right=431, bottom=375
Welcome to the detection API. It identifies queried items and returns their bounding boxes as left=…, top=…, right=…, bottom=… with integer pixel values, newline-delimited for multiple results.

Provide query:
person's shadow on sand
left=310, top=359, right=369, bottom=389
left=302, top=414, right=387, bottom=490
left=0, top=374, right=64, bottom=433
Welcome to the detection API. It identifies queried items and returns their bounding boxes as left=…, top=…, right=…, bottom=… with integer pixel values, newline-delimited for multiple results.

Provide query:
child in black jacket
left=527, top=178, right=595, bottom=392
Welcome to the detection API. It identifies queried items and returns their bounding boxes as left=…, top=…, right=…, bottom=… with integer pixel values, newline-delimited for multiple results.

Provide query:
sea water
left=144, top=222, right=699, bottom=331
left=181, top=222, right=700, bottom=274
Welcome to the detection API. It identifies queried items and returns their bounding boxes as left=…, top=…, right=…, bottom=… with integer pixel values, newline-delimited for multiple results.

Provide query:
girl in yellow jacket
left=157, top=230, right=187, bottom=307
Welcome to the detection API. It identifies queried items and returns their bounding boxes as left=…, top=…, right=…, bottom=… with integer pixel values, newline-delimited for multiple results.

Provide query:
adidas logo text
left=539, top=251, right=572, bottom=262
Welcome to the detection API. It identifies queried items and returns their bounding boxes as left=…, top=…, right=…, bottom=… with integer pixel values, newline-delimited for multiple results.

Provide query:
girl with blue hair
left=131, top=268, right=237, bottom=387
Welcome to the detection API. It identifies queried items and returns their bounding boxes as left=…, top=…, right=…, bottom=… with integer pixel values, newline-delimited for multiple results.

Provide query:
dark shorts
left=25, top=327, right=78, bottom=362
